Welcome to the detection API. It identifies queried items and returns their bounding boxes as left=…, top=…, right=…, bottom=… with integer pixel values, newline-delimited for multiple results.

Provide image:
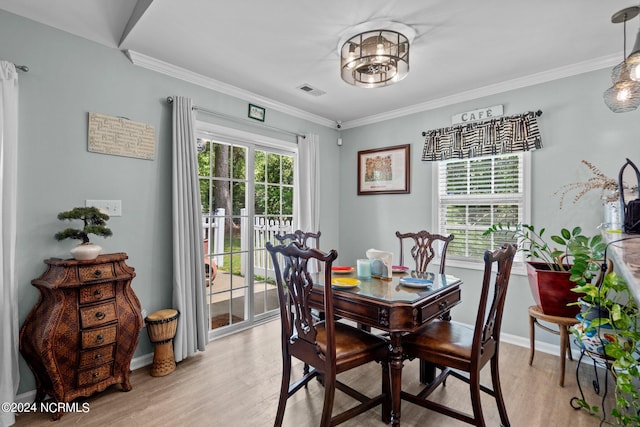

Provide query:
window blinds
left=437, top=154, right=523, bottom=261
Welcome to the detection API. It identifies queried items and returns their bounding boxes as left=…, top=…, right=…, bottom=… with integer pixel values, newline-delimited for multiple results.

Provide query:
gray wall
left=4, top=9, right=640, bottom=396
left=0, top=11, right=339, bottom=394
left=338, top=70, right=640, bottom=341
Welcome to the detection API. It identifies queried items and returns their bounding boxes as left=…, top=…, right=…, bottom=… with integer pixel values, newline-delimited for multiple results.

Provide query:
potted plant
left=484, top=223, right=604, bottom=317
left=54, top=207, right=112, bottom=260
left=569, top=266, right=640, bottom=425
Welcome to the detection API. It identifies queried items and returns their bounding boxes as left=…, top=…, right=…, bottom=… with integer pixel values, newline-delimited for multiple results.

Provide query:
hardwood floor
left=15, top=319, right=615, bottom=426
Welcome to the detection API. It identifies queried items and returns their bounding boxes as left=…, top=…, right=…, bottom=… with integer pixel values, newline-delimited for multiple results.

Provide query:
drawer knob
left=438, top=301, right=448, bottom=310
left=96, top=334, right=104, bottom=343
left=93, top=270, right=102, bottom=277
left=94, top=289, right=103, bottom=297
left=95, top=353, right=103, bottom=360
left=95, top=311, right=105, bottom=320
left=92, top=371, right=100, bottom=378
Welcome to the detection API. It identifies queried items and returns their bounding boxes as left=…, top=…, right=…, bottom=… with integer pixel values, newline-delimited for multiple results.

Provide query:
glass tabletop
left=315, top=271, right=462, bottom=304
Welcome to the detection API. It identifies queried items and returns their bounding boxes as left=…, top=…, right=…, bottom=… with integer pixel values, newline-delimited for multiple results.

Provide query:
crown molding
left=340, top=54, right=620, bottom=129
left=126, top=49, right=620, bottom=131
left=124, top=50, right=335, bottom=128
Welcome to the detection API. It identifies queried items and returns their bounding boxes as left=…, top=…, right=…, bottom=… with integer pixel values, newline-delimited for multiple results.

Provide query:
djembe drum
left=145, top=309, right=180, bottom=377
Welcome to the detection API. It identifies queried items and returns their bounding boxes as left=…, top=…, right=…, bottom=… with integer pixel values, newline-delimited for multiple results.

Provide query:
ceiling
left=1, top=0, right=637, bottom=128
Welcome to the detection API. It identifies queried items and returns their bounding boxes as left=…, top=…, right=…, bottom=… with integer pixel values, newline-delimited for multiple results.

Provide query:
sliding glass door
left=196, top=131, right=295, bottom=335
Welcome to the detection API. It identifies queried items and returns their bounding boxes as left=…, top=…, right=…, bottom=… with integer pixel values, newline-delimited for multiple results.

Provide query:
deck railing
left=204, top=208, right=293, bottom=279
left=202, top=208, right=225, bottom=268
left=241, top=209, right=292, bottom=278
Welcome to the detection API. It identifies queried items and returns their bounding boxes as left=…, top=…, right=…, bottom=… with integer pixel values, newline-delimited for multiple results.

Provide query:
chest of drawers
left=20, top=253, right=142, bottom=417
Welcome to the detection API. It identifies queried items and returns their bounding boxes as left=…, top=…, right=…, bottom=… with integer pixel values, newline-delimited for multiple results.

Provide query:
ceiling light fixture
left=604, top=6, right=640, bottom=113
left=338, top=21, right=414, bottom=88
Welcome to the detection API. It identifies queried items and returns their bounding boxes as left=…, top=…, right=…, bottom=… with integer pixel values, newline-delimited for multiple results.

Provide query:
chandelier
left=339, top=22, right=412, bottom=88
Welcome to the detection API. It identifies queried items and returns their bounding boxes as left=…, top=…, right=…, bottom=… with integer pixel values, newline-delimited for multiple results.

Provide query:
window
left=434, top=152, right=529, bottom=267
left=254, top=150, right=294, bottom=227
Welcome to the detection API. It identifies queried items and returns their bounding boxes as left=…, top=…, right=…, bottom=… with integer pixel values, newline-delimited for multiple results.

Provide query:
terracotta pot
left=526, top=262, right=581, bottom=317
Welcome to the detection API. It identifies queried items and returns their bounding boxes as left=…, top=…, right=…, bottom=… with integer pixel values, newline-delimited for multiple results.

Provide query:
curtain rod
left=421, top=109, right=542, bottom=137
left=14, top=64, right=28, bottom=72
left=166, top=96, right=304, bottom=139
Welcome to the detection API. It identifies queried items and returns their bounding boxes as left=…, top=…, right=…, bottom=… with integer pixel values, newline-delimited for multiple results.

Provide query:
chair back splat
left=266, top=241, right=389, bottom=427
left=475, top=243, right=516, bottom=366
left=275, top=229, right=321, bottom=275
left=274, top=229, right=321, bottom=248
left=401, top=243, right=517, bottom=427
left=395, top=230, right=454, bottom=274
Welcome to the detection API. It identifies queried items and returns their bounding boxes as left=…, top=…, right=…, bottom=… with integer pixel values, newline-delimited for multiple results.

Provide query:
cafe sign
left=451, top=105, right=503, bottom=125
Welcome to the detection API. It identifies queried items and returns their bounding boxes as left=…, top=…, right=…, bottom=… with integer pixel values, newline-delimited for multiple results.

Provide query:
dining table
left=308, top=267, right=463, bottom=427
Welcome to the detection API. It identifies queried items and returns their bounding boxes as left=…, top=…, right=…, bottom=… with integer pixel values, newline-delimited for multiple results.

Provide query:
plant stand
left=570, top=347, right=613, bottom=423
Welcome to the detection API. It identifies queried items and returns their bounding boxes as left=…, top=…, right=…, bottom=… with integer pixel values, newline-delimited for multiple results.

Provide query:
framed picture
left=248, top=104, right=265, bottom=121
left=357, top=144, right=410, bottom=195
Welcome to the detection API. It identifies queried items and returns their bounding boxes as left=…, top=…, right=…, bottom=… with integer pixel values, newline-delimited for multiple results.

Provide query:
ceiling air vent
left=296, top=83, right=326, bottom=97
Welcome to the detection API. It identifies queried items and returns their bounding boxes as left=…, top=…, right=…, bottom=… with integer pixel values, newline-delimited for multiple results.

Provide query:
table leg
left=389, top=333, right=403, bottom=426
left=381, top=358, right=391, bottom=423
left=418, top=310, right=451, bottom=384
left=419, top=359, right=436, bottom=384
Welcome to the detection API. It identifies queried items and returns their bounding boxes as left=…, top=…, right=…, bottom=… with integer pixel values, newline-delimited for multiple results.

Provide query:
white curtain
left=0, top=61, right=19, bottom=427
left=294, top=134, right=320, bottom=234
left=294, top=133, right=320, bottom=273
left=171, top=96, right=207, bottom=362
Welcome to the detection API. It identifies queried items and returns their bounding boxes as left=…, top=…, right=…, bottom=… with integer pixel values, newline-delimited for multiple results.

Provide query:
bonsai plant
left=484, top=224, right=604, bottom=317
left=55, top=207, right=112, bottom=260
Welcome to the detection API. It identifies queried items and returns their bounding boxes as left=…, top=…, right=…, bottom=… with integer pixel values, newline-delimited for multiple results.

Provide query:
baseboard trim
left=501, top=330, right=582, bottom=360
left=130, top=352, right=154, bottom=371
left=15, top=352, right=155, bottom=404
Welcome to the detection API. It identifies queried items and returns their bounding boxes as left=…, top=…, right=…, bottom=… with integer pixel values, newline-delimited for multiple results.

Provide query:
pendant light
left=604, top=6, right=640, bottom=113
left=626, top=11, right=640, bottom=81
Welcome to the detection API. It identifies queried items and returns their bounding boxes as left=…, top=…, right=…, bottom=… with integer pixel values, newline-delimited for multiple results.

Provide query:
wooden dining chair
left=400, top=243, right=517, bottom=427
left=395, top=230, right=454, bottom=274
left=274, top=230, right=323, bottom=376
left=396, top=230, right=455, bottom=383
left=266, top=241, right=390, bottom=426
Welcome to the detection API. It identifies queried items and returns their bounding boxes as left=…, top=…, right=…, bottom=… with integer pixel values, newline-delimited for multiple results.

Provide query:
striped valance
left=421, top=111, right=542, bottom=161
